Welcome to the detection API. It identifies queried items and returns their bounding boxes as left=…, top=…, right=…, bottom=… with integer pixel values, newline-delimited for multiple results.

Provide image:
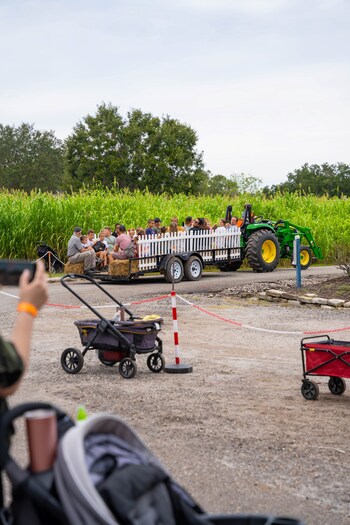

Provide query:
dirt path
left=4, top=281, right=350, bottom=525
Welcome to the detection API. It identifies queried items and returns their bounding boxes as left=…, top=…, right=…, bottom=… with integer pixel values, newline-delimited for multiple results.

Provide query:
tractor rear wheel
left=245, top=229, right=280, bottom=272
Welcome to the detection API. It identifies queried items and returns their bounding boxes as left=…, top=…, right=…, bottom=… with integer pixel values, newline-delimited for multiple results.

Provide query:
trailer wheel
left=245, top=229, right=280, bottom=272
left=164, top=257, right=184, bottom=283
left=301, top=380, right=319, bottom=400
left=300, top=245, right=312, bottom=270
left=328, top=376, right=346, bottom=395
left=119, top=357, right=137, bottom=379
left=219, top=260, right=243, bottom=272
left=147, top=352, right=165, bottom=373
left=61, top=347, right=84, bottom=374
left=184, top=256, right=203, bottom=281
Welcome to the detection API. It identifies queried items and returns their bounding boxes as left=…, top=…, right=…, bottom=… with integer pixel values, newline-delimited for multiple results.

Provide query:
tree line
left=1, top=102, right=349, bottom=196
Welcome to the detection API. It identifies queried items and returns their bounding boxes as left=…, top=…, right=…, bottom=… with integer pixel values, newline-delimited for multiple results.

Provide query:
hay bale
left=64, top=262, right=85, bottom=275
left=109, top=259, right=139, bottom=277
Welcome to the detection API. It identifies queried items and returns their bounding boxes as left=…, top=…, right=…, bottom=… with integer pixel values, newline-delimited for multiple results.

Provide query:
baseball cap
left=154, top=218, right=162, bottom=223
left=74, top=227, right=82, bottom=233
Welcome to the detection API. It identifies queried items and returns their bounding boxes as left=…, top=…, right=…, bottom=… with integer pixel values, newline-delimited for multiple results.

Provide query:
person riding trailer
left=109, top=225, right=135, bottom=262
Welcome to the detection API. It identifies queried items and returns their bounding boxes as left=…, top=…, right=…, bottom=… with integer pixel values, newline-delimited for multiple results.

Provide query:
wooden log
left=109, top=259, right=139, bottom=277
left=64, top=262, right=85, bottom=275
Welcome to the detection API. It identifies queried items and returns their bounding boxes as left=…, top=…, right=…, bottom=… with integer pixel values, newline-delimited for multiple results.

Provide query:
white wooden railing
left=137, top=229, right=241, bottom=271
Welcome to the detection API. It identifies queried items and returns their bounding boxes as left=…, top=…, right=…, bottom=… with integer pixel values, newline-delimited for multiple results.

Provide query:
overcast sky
left=1, top=0, right=349, bottom=187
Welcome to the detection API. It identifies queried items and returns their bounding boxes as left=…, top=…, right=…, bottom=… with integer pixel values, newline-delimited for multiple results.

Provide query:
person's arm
left=0, top=260, right=48, bottom=397
left=113, top=239, right=120, bottom=252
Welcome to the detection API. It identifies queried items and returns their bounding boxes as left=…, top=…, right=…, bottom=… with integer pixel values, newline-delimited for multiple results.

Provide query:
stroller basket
left=74, top=318, right=163, bottom=351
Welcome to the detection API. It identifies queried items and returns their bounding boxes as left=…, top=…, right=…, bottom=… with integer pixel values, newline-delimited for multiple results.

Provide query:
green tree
left=0, top=123, right=64, bottom=192
left=64, top=103, right=208, bottom=194
left=205, top=174, right=238, bottom=196
left=63, top=103, right=126, bottom=190
left=229, top=173, right=263, bottom=194
left=269, top=163, right=350, bottom=196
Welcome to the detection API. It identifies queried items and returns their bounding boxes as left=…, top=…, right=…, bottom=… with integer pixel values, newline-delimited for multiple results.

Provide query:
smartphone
left=0, top=260, right=36, bottom=286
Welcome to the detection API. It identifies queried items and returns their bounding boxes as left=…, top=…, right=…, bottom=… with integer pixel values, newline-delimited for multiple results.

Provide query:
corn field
left=1, top=189, right=349, bottom=264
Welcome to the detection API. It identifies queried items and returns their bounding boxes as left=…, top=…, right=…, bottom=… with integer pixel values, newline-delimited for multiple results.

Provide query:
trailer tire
left=164, top=257, right=184, bottom=283
left=245, top=229, right=280, bottom=272
left=184, top=256, right=203, bottom=281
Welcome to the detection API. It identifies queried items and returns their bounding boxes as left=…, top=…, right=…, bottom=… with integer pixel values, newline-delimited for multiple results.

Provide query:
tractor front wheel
left=245, top=230, right=280, bottom=272
left=300, top=245, right=312, bottom=270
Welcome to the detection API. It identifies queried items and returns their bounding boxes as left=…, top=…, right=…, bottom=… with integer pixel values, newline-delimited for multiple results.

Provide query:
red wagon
left=300, top=334, right=350, bottom=400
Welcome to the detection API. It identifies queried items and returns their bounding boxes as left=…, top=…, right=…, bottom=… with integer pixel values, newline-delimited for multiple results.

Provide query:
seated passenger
left=103, top=226, right=116, bottom=254
left=109, top=225, right=135, bottom=261
left=67, top=227, right=96, bottom=275
left=93, top=231, right=109, bottom=270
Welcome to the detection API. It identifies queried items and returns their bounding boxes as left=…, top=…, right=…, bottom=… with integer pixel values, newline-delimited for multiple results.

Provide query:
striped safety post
left=164, top=290, right=193, bottom=374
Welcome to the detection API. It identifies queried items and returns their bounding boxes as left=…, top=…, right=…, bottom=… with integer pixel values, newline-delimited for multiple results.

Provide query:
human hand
left=19, top=260, right=48, bottom=310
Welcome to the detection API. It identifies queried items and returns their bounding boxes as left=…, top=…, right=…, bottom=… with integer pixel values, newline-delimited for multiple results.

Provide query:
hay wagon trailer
left=103, top=229, right=242, bottom=283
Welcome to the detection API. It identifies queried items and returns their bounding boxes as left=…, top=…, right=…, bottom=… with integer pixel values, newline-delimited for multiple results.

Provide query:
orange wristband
left=17, top=302, right=38, bottom=318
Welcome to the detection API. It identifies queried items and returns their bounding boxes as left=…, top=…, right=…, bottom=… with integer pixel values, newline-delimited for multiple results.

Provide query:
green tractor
left=222, top=204, right=323, bottom=273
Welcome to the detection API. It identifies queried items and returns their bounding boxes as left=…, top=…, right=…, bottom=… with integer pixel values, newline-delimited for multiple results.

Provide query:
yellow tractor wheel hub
left=261, top=240, right=277, bottom=263
left=300, top=249, right=310, bottom=266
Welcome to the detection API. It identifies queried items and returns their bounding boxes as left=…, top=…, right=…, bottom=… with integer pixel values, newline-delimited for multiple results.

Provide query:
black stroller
left=0, top=401, right=306, bottom=525
left=36, top=241, right=64, bottom=274
left=60, top=274, right=165, bottom=379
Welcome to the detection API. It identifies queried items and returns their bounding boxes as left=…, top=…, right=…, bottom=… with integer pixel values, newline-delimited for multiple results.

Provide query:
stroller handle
left=0, top=402, right=71, bottom=470
left=60, top=273, right=136, bottom=320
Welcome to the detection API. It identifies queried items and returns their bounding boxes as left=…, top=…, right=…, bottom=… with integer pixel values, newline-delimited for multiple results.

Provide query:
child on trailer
left=93, top=231, right=109, bottom=271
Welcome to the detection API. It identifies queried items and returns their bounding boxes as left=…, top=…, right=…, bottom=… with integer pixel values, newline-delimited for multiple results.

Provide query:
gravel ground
left=3, top=280, right=350, bottom=525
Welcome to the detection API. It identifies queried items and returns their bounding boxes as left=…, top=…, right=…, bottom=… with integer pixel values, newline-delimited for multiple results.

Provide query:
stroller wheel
left=301, top=380, right=319, bottom=400
left=328, top=376, right=346, bottom=396
left=61, top=347, right=84, bottom=374
left=147, top=352, right=165, bottom=373
left=119, top=357, right=137, bottom=379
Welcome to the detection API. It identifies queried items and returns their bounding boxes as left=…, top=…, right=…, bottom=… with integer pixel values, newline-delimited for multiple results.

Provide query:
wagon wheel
left=301, top=380, right=319, bottom=400
left=328, top=376, right=346, bottom=396
left=61, top=347, right=84, bottom=374
left=147, top=353, right=165, bottom=373
left=119, top=357, right=137, bottom=379
left=98, top=351, right=117, bottom=367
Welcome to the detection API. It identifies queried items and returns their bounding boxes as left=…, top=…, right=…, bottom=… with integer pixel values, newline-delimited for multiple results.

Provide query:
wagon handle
left=300, top=334, right=331, bottom=346
left=60, top=274, right=136, bottom=320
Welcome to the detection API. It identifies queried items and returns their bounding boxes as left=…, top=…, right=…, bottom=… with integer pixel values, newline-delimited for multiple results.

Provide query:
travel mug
left=25, top=409, right=58, bottom=473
